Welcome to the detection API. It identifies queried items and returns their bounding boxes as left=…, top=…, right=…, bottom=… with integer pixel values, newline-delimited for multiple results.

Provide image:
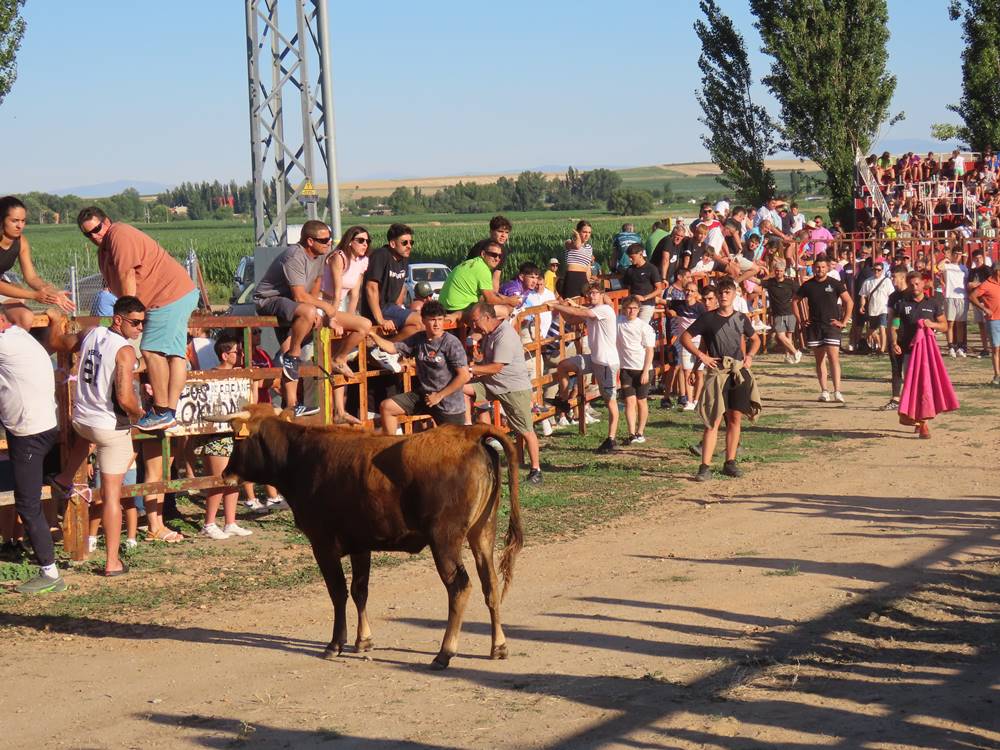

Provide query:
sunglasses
left=352, top=236, right=371, bottom=245
left=122, top=317, right=146, bottom=327
left=83, top=221, right=104, bottom=237
left=484, top=252, right=502, bottom=259
left=398, top=239, right=414, bottom=247
left=311, top=235, right=333, bottom=244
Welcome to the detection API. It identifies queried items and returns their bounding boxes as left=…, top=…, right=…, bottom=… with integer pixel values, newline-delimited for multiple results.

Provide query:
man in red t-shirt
left=77, top=207, right=199, bottom=431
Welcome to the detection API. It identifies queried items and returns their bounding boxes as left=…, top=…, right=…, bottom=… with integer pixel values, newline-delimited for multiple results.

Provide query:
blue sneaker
left=136, top=409, right=177, bottom=432
left=280, top=352, right=301, bottom=381
left=293, top=404, right=319, bottom=417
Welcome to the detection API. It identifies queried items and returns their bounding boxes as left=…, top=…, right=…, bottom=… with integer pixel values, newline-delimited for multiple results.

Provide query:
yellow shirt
left=544, top=269, right=558, bottom=292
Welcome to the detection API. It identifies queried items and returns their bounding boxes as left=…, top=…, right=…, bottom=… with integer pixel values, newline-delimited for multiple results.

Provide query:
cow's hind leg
left=468, top=522, right=507, bottom=660
left=312, top=546, right=350, bottom=659
left=429, top=543, right=472, bottom=670
left=350, top=552, right=374, bottom=652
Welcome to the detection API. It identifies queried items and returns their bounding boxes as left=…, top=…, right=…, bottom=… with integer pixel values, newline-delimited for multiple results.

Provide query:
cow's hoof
left=491, top=644, right=508, bottom=660
left=355, top=637, right=375, bottom=653
left=429, top=653, right=453, bottom=670
left=322, top=643, right=345, bottom=660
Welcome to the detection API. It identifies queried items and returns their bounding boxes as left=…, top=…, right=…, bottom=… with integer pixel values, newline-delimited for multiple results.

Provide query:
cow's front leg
left=429, top=543, right=472, bottom=670
left=312, top=546, right=349, bottom=658
left=350, top=552, right=374, bottom=652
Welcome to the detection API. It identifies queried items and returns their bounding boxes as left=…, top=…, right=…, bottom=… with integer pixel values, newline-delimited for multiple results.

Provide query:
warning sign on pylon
left=301, top=180, right=317, bottom=197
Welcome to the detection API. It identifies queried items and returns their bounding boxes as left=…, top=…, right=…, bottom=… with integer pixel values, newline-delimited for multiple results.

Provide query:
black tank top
left=0, top=236, right=20, bottom=275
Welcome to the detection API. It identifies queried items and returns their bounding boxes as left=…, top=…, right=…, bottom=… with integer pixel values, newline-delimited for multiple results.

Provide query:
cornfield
left=25, top=213, right=662, bottom=304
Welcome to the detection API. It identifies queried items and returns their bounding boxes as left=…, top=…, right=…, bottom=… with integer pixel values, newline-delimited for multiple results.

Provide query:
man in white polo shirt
left=0, top=308, right=64, bottom=593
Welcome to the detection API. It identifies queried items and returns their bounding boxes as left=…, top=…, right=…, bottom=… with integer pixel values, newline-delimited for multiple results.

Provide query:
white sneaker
left=684, top=401, right=697, bottom=411
left=540, top=418, right=553, bottom=436
left=833, top=391, right=846, bottom=403
left=782, top=353, right=792, bottom=364
left=793, top=350, right=803, bottom=364
left=201, top=523, right=230, bottom=540
left=223, top=523, right=253, bottom=537
left=948, top=347, right=957, bottom=358
left=87, top=535, right=98, bottom=553
left=124, top=538, right=138, bottom=550
left=585, top=406, right=600, bottom=421
left=244, top=497, right=266, bottom=512
left=265, top=495, right=288, bottom=510
left=370, top=347, right=402, bottom=373
left=957, top=348, right=968, bottom=358
left=584, top=413, right=600, bottom=425
left=555, top=414, right=570, bottom=428
left=631, top=434, right=646, bottom=444
left=818, top=391, right=831, bottom=402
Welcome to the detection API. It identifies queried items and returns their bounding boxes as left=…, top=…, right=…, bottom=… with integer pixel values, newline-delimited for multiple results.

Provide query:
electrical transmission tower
left=245, top=0, right=341, bottom=246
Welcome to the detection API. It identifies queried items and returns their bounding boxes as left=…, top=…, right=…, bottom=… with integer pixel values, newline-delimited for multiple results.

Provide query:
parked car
left=404, top=263, right=450, bottom=304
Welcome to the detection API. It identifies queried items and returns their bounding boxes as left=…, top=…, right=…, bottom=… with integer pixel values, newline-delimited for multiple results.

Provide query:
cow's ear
left=277, top=408, right=296, bottom=422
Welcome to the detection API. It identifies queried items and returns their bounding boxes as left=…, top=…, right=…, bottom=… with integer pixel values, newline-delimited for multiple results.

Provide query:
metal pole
left=315, top=0, right=341, bottom=239
left=245, top=0, right=267, bottom=246
left=295, top=0, right=317, bottom=223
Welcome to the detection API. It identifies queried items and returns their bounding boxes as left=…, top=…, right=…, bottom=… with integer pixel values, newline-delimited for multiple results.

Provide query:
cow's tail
left=482, top=429, right=523, bottom=602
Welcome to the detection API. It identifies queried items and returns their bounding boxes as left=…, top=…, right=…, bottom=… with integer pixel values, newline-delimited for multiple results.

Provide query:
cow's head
left=205, top=404, right=295, bottom=485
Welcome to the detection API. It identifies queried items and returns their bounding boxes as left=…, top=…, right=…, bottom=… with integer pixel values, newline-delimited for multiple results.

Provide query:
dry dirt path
left=2, top=364, right=998, bottom=749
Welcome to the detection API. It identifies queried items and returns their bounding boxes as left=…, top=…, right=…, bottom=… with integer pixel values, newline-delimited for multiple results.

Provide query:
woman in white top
left=562, top=220, right=594, bottom=298
left=319, top=225, right=374, bottom=423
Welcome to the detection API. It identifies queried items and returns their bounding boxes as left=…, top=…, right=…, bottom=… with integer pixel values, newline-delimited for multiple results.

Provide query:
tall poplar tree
left=695, top=0, right=780, bottom=207
left=749, top=0, right=898, bottom=223
left=946, top=0, right=1000, bottom=151
left=0, top=0, right=25, bottom=107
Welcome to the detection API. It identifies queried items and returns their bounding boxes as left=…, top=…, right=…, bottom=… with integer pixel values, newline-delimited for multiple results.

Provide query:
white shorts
left=945, top=297, right=968, bottom=322
left=73, top=422, right=136, bottom=475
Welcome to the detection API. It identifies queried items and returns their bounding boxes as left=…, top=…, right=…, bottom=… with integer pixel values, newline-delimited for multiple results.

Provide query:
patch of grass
left=0, top=560, right=35, bottom=582
left=764, top=564, right=801, bottom=577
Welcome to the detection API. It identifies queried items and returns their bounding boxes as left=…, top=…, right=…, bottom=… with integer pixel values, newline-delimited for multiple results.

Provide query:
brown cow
left=215, top=405, right=523, bottom=669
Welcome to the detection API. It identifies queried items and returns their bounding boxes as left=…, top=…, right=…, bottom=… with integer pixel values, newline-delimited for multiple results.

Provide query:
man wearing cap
left=763, top=259, right=801, bottom=363
left=544, top=258, right=560, bottom=293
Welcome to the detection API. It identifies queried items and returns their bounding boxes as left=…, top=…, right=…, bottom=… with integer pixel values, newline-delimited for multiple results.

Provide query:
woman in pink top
left=321, top=225, right=373, bottom=423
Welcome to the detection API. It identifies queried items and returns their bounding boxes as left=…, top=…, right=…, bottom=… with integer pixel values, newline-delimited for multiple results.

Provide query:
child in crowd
left=616, top=296, right=656, bottom=443
left=666, top=282, right=708, bottom=411
left=199, top=337, right=253, bottom=540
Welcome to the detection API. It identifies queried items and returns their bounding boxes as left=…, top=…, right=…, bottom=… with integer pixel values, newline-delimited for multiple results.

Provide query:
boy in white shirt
left=616, top=296, right=656, bottom=444
left=548, top=283, right=622, bottom=454
left=941, top=246, right=969, bottom=357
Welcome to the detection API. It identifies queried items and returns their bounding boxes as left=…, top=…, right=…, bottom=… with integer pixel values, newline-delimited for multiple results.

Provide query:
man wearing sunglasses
left=77, top=207, right=200, bottom=432
left=361, top=223, right=422, bottom=346
left=46, top=296, right=148, bottom=572
left=254, top=220, right=340, bottom=412
left=439, top=240, right=522, bottom=319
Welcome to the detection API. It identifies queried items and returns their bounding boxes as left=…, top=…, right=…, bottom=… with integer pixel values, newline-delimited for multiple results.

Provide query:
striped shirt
left=566, top=242, right=593, bottom=267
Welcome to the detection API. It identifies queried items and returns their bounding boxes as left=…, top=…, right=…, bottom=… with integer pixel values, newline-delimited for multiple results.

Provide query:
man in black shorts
left=681, top=277, right=760, bottom=482
left=794, top=254, right=852, bottom=403
left=368, top=301, right=470, bottom=434
left=763, top=259, right=800, bottom=363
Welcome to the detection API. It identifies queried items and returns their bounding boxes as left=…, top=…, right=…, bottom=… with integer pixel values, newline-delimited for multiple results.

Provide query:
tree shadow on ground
left=396, top=529, right=999, bottom=749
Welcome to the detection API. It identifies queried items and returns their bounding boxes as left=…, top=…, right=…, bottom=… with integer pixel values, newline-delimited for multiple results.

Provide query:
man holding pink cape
left=889, top=271, right=956, bottom=439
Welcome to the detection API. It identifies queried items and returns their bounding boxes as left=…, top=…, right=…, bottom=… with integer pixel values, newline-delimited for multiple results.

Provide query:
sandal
left=146, top=527, right=184, bottom=543
left=103, top=560, right=129, bottom=577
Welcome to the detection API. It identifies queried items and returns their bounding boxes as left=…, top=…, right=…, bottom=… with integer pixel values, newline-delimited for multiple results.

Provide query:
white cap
left=806, top=220, right=817, bottom=229
left=714, top=200, right=730, bottom=215
left=548, top=257, right=559, bottom=264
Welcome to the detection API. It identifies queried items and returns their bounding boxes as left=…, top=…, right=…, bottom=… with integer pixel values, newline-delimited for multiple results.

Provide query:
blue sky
left=3, top=0, right=964, bottom=193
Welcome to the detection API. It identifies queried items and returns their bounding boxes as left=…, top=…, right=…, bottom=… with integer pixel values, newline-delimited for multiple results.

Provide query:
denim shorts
left=990, top=319, right=1000, bottom=347
left=141, top=288, right=200, bottom=358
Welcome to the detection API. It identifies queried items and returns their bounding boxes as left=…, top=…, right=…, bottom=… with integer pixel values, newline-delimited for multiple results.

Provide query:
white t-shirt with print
left=0, top=325, right=57, bottom=436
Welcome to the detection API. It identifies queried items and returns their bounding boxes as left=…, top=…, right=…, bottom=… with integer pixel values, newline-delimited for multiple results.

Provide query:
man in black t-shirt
left=651, top=226, right=686, bottom=284
left=794, top=255, right=853, bottom=403
left=361, top=223, right=422, bottom=344
left=681, top=277, right=760, bottom=482
left=763, top=259, right=800, bottom=362
left=620, top=244, right=664, bottom=322
left=880, top=266, right=910, bottom=411
left=967, top=249, right=993, bottom=357
left=889, top=271, right=947, bottom=438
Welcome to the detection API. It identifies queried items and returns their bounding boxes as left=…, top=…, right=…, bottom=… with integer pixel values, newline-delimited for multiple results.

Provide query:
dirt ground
left=1, top=358, right=998, bottom=749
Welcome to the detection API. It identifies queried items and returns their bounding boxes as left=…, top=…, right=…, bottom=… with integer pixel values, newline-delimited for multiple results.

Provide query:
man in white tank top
left=47, top=297, right=147, bottom=575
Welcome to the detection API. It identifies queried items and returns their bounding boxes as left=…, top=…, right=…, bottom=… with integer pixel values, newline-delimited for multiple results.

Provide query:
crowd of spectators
left=1, top=188, right=999, bottom=594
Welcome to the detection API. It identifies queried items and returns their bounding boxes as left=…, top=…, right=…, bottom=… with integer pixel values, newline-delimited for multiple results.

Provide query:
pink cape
left=898, top=325, right=959, bottom=424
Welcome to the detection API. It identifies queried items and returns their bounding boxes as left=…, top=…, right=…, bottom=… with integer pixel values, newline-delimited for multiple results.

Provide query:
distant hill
left=50, top=180, right=170, bottom=197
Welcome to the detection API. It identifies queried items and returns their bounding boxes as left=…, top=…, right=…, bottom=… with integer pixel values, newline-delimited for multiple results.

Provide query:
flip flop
left=103, top=561, right=129, bottom=577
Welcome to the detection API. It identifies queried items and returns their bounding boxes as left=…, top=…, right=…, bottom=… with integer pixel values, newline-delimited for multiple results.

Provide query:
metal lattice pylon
left=245, top=0, right=341, bottom=246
